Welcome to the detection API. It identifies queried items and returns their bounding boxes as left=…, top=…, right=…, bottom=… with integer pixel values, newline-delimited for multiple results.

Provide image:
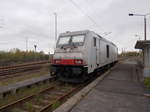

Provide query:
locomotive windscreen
left=58, top=36, right=70, bottom=45
left=72, top=35, right=84, bottom=43
left=57, top=35, right=85, bottom=47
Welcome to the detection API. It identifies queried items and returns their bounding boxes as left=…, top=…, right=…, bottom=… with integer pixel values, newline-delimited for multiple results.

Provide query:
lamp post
left=129, top=13, right=150, bottom=40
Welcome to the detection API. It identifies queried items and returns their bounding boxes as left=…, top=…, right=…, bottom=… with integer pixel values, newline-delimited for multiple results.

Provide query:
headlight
left=53, top=59, right=61, bottom=64
left=74, top=59, right=83, bottom=65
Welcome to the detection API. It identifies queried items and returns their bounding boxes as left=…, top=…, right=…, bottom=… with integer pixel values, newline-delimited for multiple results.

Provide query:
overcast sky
left=0, top=0, right=150, bottom=53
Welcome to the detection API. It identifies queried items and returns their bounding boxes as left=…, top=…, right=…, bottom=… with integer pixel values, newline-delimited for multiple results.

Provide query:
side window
left=93, top=37, right=96, bottom=47
left=106, top=45, right=109, bottom=58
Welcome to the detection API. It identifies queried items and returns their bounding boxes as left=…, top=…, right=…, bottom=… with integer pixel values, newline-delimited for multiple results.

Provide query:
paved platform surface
left=70, top=59, right=150, bottom=112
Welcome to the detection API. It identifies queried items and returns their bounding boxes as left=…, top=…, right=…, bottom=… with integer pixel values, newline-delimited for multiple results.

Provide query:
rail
left=0, top=60, right=51, bottom=77
left=0, top=82, right=79, bottom=112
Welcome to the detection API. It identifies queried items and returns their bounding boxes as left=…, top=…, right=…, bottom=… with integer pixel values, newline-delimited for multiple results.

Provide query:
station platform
left=70, top=59, right=150, bottom=112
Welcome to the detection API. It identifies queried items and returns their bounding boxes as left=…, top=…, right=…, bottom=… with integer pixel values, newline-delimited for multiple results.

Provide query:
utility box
left=135, top=40, right=150, bottom=77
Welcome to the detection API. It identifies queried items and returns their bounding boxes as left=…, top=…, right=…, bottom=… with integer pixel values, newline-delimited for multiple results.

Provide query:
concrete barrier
left=0, top=74, right=54, bottom=99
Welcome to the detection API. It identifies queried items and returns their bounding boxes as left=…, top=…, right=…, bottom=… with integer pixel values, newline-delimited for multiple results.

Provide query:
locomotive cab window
left=93, top=37, right=96, bottom=47
left=57, top=36, right=71, bottom=45
left=106, top=45, right=109, bottom=58
left=57, top=35, right=85, bottom=47
left=72, top=35, right=85, bottom=46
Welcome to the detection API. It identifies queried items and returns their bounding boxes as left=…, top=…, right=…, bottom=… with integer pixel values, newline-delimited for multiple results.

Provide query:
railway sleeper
left=40, top=99, right=51, bottom=104
left=42, top=94, right=59, bottom=100
left=11, top=108, right=28, bottom=112
left=31, top=104, right=43, bottom=110
left=46, top=90, right=66, bottom=96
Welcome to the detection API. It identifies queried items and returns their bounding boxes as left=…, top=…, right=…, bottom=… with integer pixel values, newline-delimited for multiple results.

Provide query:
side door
left=93, top=37, right=97, bottom=69
left=96, top=38, right=100, bottom=66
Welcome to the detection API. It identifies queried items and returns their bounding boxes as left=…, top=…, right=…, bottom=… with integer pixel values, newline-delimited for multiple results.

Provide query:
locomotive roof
left=59, top=30, right=90, bottom=36
left=95, top=33, right=117, bottom=47
left=59, top=30, right=117, bottom=47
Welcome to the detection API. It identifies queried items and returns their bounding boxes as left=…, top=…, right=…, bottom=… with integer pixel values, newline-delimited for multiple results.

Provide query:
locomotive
left=50, top=30, right=118, bottom=83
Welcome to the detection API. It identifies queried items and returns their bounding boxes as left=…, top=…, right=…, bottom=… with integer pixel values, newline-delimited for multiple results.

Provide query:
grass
left=0, top=81, right=52, bottom=107
left=32, top=95, right=44, bottom=105
left=144, top=77, right=150, bottom=89
left=0, top=66, right=49, bottom=87
left=11, top=108, right=23, bottom=112
left=0, top=79, right=78, bottom=111
left=52, top=101, right=61, bottom=110
left=24, top=102, right=35, bottom=112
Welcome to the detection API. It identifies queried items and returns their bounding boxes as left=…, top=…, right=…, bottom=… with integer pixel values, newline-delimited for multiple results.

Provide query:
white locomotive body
left=51, top=30, right=118, bottom=82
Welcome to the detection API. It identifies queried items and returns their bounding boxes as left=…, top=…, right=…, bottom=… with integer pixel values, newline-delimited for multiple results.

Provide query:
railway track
left=0, top=60, right=112, bottom=112
left=0, top=61, right=50, bottom=78
left=0, top=81, right=80, bottom=112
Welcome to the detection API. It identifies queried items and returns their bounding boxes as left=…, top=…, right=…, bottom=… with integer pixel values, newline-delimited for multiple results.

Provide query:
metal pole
left=0, top=17, right=3, bottom=29
left=26, top=37, right=28, bottom=52
left=144, top=16, right=147, bottom=40
left=129, top=13, right=150, bottom=40
left=54, top=13, right=57, bottom=44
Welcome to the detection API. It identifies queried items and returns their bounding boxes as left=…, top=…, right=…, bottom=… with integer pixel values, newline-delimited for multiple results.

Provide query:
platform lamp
left=129, top=13, right=150, bottom=40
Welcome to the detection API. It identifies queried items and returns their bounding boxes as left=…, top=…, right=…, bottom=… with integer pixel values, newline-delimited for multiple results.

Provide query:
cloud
left=0, top=0, right=150, bottom=53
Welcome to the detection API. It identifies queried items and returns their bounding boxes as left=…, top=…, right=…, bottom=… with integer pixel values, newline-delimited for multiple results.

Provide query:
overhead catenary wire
left=68, top=0, right=104, bottom=31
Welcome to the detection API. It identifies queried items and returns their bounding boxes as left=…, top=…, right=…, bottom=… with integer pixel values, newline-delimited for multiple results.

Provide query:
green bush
left=144, top=77, right=150, bottom=89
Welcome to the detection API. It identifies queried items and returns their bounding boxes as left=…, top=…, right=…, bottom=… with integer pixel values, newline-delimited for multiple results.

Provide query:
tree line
left=0, top=49, right=50, bottom=66
left=118, top=51, right=141, bottom=57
